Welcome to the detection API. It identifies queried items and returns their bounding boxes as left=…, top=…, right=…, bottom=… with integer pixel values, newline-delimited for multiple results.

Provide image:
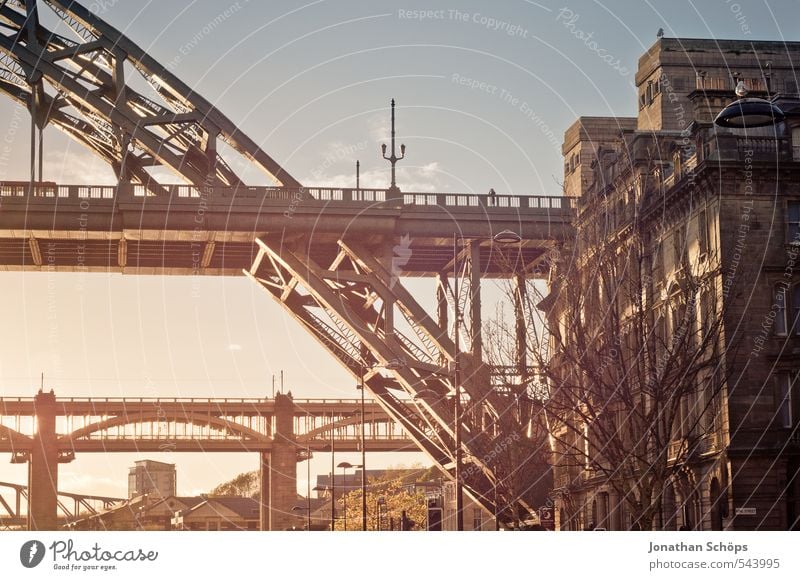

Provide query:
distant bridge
left=0, top=480, right=123, bottom=529
left=0, top=391, right=419, bottom=531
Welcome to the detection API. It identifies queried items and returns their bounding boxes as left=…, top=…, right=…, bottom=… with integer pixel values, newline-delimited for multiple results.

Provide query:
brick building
left=549, top=37, right=800, bottom=531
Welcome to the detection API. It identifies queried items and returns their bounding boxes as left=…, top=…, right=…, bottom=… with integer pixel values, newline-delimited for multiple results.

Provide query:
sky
left=1, top=0, right=798, bottom=500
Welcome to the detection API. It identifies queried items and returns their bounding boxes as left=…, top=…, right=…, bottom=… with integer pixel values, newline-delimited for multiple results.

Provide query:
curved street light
left=713, top=81, right=786, bottom=128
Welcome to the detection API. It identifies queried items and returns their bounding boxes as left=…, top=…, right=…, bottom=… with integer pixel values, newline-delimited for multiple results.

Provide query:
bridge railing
left=0, top=182, right=576, bottom=210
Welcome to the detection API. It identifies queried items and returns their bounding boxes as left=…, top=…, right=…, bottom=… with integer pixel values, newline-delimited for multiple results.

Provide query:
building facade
left=127, top=460, right=177, bottom=499
left=549, top=37, right=800, bottom=531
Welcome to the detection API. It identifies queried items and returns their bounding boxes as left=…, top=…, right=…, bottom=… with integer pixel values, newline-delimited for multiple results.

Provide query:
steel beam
left=0, top=0, right=301, bottom=189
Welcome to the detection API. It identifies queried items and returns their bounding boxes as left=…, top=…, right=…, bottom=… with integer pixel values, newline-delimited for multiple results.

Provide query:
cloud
left=44, top=148, right=116, bottom=185
left=301, top=163, right=447, bottom=193
left=227, top=343, right=243, bottom=352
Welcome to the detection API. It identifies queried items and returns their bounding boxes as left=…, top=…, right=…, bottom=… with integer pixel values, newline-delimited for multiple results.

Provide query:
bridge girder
left=247, top=236, right=536, bottom=522
left=0, top=0, right=301, bottom=190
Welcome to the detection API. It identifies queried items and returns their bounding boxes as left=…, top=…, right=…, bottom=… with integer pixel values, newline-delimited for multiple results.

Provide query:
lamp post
left=305, top=443, right=312, bottom=530
left=452, top=233, right=464, bottom=532
left=381, top=98, right=405, bottom=193
left=359, top=363, right=367, bottom=532
left=330, top=411, right=335, bottom=530
left=377, top=496, right=386, bottom=531
left=336, top=461, right=362, bottom=531
left=714, top=81, right=786, bottom=128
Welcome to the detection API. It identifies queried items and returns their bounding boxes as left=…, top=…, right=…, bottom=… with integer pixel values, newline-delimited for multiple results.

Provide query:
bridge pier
left=28, top=390, right=59, bottom=530
left=260, top=393, right=297, bottom=531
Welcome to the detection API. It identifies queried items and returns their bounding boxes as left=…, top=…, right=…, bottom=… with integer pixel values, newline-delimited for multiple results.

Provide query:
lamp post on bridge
left=381, top=98, right=405, bottom=195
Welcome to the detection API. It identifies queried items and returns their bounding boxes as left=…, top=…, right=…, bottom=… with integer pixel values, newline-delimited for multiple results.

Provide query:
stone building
left=549, top=37, right=800, bottom=531
left=127, top=460, right=177, bottom=499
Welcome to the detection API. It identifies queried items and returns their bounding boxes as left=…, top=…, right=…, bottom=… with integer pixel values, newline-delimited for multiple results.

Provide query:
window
left=794, top=285, right=800, bottom=335
left=786, top=79, right=799, bottom=95
left=472, top=508, right=483, bottom=531
left=775, top=285, right=787, bottom=336
left=697, top=209, right=709, bottom=258
left=673, top=227, right=685, bottom=269
left=788, top=201, right=800, bottom=244
left=776, top=372, right=798, bottom=428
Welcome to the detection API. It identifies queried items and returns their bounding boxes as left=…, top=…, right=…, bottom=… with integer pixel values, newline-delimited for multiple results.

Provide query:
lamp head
left=381, top=143, right=387, bottom=155
left=400, top=143, right=406, bottom=155
left=493, top=229, right=522, bottom=244
left=713, top=97, right=785, bottom=129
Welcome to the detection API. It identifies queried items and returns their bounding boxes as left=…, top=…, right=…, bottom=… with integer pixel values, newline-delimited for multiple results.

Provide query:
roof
left=183, top=496, right=260, bottom=520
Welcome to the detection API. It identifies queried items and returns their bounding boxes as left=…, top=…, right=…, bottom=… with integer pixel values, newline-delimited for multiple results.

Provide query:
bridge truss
left=0, top=0, right=568, bottom=526
left=0, top=480, right=123, bottom=529
left=0, top=0, right=300, bottom=192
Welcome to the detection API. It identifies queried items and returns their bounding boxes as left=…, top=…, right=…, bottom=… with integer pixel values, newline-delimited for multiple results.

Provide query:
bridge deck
left=0, top=396, right=419, bottom=454
left=0, top=183, right=573, bottom=276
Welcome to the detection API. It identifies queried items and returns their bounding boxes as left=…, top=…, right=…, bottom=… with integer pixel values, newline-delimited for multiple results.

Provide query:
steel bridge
left=0, top=392, right=416, bottom=530
left=0, top=0, right=572, bottom=531
left=0, top=480, right=123, bottom=529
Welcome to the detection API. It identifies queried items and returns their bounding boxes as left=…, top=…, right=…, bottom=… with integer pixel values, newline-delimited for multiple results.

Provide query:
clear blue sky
left=0, top=0, right=797, bottom=498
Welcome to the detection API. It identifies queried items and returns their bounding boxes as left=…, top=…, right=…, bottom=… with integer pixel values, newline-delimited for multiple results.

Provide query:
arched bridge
left=0, top=391, right=418, bottom=531
left=0, top=0, right=570, bottom=531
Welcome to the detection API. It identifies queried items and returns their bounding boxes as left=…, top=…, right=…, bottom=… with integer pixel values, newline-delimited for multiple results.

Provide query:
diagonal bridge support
left=246, top=234, right=536, bottom=523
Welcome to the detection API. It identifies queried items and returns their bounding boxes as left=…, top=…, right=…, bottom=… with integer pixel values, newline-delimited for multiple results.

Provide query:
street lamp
left=714, top=81, right=786, bottom=128
left=336, top=461, right=362, bottom=531
left=376, top=496, right=386, bottom=531
left=381, top=98, right=405, bottom=193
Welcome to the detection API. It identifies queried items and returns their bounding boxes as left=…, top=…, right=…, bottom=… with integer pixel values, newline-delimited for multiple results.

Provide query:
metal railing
left=0, top=181, right=576, bottom=211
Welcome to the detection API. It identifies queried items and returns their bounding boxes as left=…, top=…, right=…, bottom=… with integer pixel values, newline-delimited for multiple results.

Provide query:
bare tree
left=486, top=188, right=738, bottom=530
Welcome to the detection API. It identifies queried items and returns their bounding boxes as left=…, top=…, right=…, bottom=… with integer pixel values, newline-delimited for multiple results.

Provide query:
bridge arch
left=59, top=411, right=272, bottom=446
